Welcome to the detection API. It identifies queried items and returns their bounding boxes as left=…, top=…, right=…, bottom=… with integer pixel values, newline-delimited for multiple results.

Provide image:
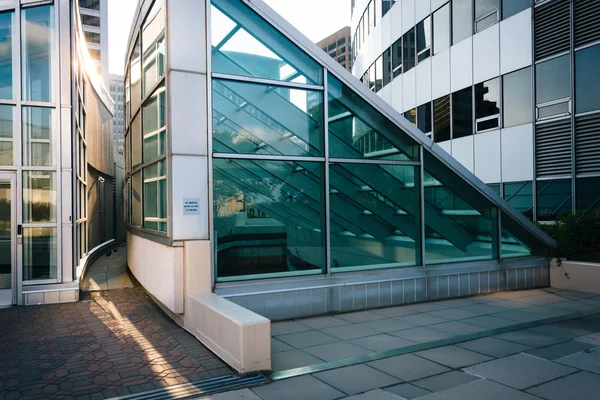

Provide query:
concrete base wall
left=550, top=259, right=600, bottom=294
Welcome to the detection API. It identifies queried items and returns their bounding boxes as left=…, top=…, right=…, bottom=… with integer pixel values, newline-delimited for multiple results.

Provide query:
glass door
left=0, top=172, right=15, bottom=306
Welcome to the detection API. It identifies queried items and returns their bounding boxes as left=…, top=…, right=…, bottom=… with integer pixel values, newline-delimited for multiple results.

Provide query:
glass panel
left=392, top=37, right=402, bottom=77
left=475, top=78, right=500, bottom=131
left=475, top=0, right=498, bottom=19
left=143, top=160, right=167, bottom=232
left=452, top=0, right=472, bottom=45
left=0, top=11, right=14, bottom=100
left=131, top=171, right=142, bottom=226
left=22, top=107, right=54, bottom=167
left=22, top=5, right=54, bottom=103
left=538, top=101, right=569, bottom=119
left=23, top=171, right=56, bottom=223
left=211, top=0, right=323, bottom=85
left=383, top=49, right=392, bottom=86
left=433, top=95, right=451, bottom=142
left=142, top=85, right=166, bottom=163
left=504, top=181, right=533, bottom=217
left=375, top=56, right=383, bottom=92
left=0, top=179, right=10, bottom=286
left=131, top=113, right=141, bottom=170
left=487, top=183, right=501, bottom=195
left=476, top=12, right=498, bottom=31
left=328, top=73, right=419, bottom=160
left=501, top=212, right=547, bottom=258
left=536, top=55, right=570, bottom=105
left=452, top=87, right=473, bottom=139
left=424, top=151, right=498, bottom=264
left=575, top=44, right=600, bottom=114
left=503, top=0, right=531, bottom=20
left=212, top=79, right=323, bottom=157
left=503, top=67, right=532, bottom=128
left=0, top=105, right=13, bottom=165
left=402, top=29, right=415, bottom=72
left=142, top=0, right=165, bottom=96
left=433, top=3, right=450, bottom=55
left=369, top=62, right=375, bottom=91
left=537, top=179, right=572, bottom=221
left=416, top=17, right=431, bottom=62
left=23, top=227, right=57, bottom=281
left=213, top=158, right=325, bottom=280
left=404, top=108, right=416, bottom=126
left=130, top=37, right=141, bottom=114
left=577, top=177, right=600, bottom=211
left=417, top=102, right=432, bottom=133
left=330, top=163, right=419, bottom=271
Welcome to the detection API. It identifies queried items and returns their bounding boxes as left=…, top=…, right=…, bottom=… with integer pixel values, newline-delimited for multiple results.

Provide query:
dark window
left=504, top=181, right=533, bottom=215
left=416, top=17, right=432, bottom=62
left=81, top=14, right=100, bottom=27
left=417, top=102, right=432, bottom=133
left=383, top=48, right=392, bottom=86
left=392, top=37, right=402, bottom=77
left=382, top=0, right=395, bottom=16
left=536, top=55, right=570, bottom=118
left=433, top=3, right=450, bottom=55
left=503, top=0, right=531, bottom=20
left=84, top=31, right=101, bottom=44
left=403, top=29, right=415, bottom=72
left=575, top=44, right=600, bottom=114
left=537, top=179, right=572, bottom=221
left=452, top=0, right=473, bottom=45
left=375, top=56, right=383, bottom=92
left=369, top=63, right=376, bottom=91
left=475, top=0, right=499, bottom=32
left=434, top=95, right=451, bottom=142
left=475, top=78, right=500, bottom=132
left=452, top=87, right=473, bottom=139
left=404, top=108, right=416, bottom=126
left=503, top=67, right=532, bottom=128
left=577, top=177, right=600, bottom=211
left=79, top=0, right=100, bottom=11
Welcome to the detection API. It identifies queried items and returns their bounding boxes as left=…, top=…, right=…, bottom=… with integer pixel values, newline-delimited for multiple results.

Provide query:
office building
left=352, top=0, right=600, bottom=221
left=79, top=0, right=109, bottom=86
left=125, top=0, right=554, bottom=373
left=317, top=26, right=353, bottom=71
left=110, top=74, right=125, bottom=153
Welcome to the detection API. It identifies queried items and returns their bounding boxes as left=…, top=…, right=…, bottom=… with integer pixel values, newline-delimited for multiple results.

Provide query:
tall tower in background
left=79, top=0, right=109, bottom=87
left=317, top=26, right=352, bottom=71
left=109, top=74, right=125, bottom=153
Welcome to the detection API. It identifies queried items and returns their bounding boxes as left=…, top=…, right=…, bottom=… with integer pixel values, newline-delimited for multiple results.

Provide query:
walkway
left=198, top=288, right=600, bottom=400
left=81, top=245, right=133, bottom=291
left=0, top=246, right=231, bottom=400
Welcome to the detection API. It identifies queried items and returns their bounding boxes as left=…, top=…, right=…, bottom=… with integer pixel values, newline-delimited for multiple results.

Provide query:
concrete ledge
left=184, top=293, right=271, bottom=374
left=551, top=259, right=600, bottom=294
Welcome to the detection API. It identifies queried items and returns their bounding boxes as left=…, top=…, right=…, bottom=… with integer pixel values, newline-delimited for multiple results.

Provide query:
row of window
left=354, top=0, right=531, bottom=69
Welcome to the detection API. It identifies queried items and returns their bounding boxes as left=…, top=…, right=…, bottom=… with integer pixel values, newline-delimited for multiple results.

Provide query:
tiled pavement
left=0, top=286, right=231, bottom=399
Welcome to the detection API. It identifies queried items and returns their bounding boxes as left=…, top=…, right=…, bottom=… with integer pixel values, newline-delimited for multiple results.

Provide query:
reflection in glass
left=0, top=11, right=14, bottom=100
left=536, top=179, right=572, bottom=221
left=0, top=105, right=13, bottom=165
left=536, top=55, right=570, bottom=105
left=22, top=5, right=54, bottom=103
left=424, top=151, right=497, bottom=264
left=328, top=73, right=418, bottom=161
left=375, top=56, right=383, bottom=91
left=475, top=0, right=499, bottom=31
left=404, top=109, right=416, bottom=126
left=142, top=0, right=165, bottom=96
left=212, top=79, right=323, bottom=157
left=142, top=85, right=166, bottom=163
left=402, top=29, right=415, bottom=72
left=23, top=227, right=57, bottom=281
left=452, top=0, right=472, bottom=45
left=23, top=171, right=56, bottom=223
left=330, top=163, right=419, bottom=271
left=392, top=37, right=402, bottom=77
left=452, top=87, right=473, bottom=139
left=575, top=44, right=600, bottom=114
left=503, top=67, right=532, bottom=128
left=501, top=212, right=547, bottom=259
left=130, top=37, right=141, bottom=113
left=417, top=102, right=432, bottom=133
left=504, top=181, right=533, bottom=217
left=502, top=0, right=530, bottom=20
left=416, top=17, right=431, bottom=62
left=433, top=3, right=450, bottom=55
left=131, top=113, right=141, bottom=170
left=22, top=107, right=54, bottom=166
left=213, top=158, right=325, bottom=280
left=434, top=95, right=451, bottom=142
left=475, top=78, right=500, bottom=132
left=131, top=171, right=142, bottom=226
left=383, top=49, right=392, bottom=86
left=577, top=177, right=600, bottom=211
left=0, top=180, right=10, bottom=281
left=211, top=0, right=322, bottom=85
left=143, top=161, right=167, bottom=232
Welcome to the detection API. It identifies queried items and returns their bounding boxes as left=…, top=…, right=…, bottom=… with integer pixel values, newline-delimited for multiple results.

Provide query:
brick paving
left=0, top=287, right=231, bottom=400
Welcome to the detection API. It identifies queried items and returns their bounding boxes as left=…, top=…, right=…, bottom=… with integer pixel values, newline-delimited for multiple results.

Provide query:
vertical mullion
left=569, top=0, right=576, bottom=213
left=323, top=69, right=331, bottom=277
left=420, top=146, right=426, bottom=267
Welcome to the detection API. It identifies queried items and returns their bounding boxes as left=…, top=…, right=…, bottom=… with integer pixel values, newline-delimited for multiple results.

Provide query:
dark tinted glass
left=537, top=179, right=572, bottom=221
left=383, top=49, right=392, bottom=86
left=403, top=29, right=415, bottom=72
left=417, top=102, right=432, bottom=133
left=416, top=17, right=432, bottom=62
left=392, top=37, right=402, bottom=77
left=369, top=63, right=376, bottom=90
left=576, top=44, right=600, bottom=114
left=502, top=0, right=531, bottom=19
left=404, top=108, right=416, bottom=126
left=475, top=0, right=498, bottom=19
left=434, top=95, right=450, bottom=142
left=452, top=87, right=473, bottom=139
left=475, top=78, right=500, bottom=131
left=536, top=55, right=570, bottom=104
left=577, top=177, right=600, bottom=211
left=504, top=181, right=533, bottom=216
left=433, top=3, right=450, bottom=55
left=503, top=67, right=532, bottom=128
left=452, top=0, right=473, bottom=45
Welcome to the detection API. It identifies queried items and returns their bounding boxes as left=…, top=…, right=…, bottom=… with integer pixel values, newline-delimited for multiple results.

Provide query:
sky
left=108, top=0, right=351, bottom=76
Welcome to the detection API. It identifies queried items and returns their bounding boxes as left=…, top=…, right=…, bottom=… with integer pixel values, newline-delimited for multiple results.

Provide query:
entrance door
left=0, top=172, right=16, bottom=306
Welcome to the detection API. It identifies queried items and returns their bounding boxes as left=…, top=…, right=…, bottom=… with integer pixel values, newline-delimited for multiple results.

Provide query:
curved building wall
left=352, top=0, right=600, bottom=221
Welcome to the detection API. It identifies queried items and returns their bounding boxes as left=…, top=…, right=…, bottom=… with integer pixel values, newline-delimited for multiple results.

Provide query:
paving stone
left=367, top=354, right=450, bottom=381
left=342, top=389, right=404, bottom=399
left=416, top=378, right=540, bottom=400
left=371, top=306, right=423, bottom=318
left=251, top=375, right=344, bottom=400
left=555, top=347, right=600, bottom=373
left=427, top=321, right=487, bottom=336
left=313, top=364, right=400, bottom=395
left=575, top=332, right=600, bottom=346
left=416, top=346, right=493, bottom=368
left=493, top=330, right=567, bottom=347
left=395, top=313, right=451, bottom=326
left=383, top=383, right=432, bottom=399
left=429, top=308, right=480, bottom=320
left=464, top=353, right=577, bottom=390
left=527, top=371, right=600, bottom=400
left=456, top=337, right=532, bottom=358
left=271, top=349, right=324, bottom=371
left=412, top=371, right=480, bottom=392
left=276, top=330, right=339, bottom=348
left=388, top=327, right=454, bottom=344
left=492, top=310, right=546, bottom=323
left=358, top=318, right=418, bottom=333
left=270, top=321, right=313, bottom=336
left=295, top=316, right=349, bottom=330
left=200, top=388, right=263, bottom=399
left=321, top=324, right=380, bottom=340
left=336, top=311, right=387, bottom=324
left=303, top=341, right=372, bottom=362
left=349, top=334, right=415, bottom=352
left=460, top=316, right=517, bottom=329
left=525, top=341, right=595, bottom=361
left=458, top=304, right=509, bottom=315
left=271, top=338, right=294, bottom=353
